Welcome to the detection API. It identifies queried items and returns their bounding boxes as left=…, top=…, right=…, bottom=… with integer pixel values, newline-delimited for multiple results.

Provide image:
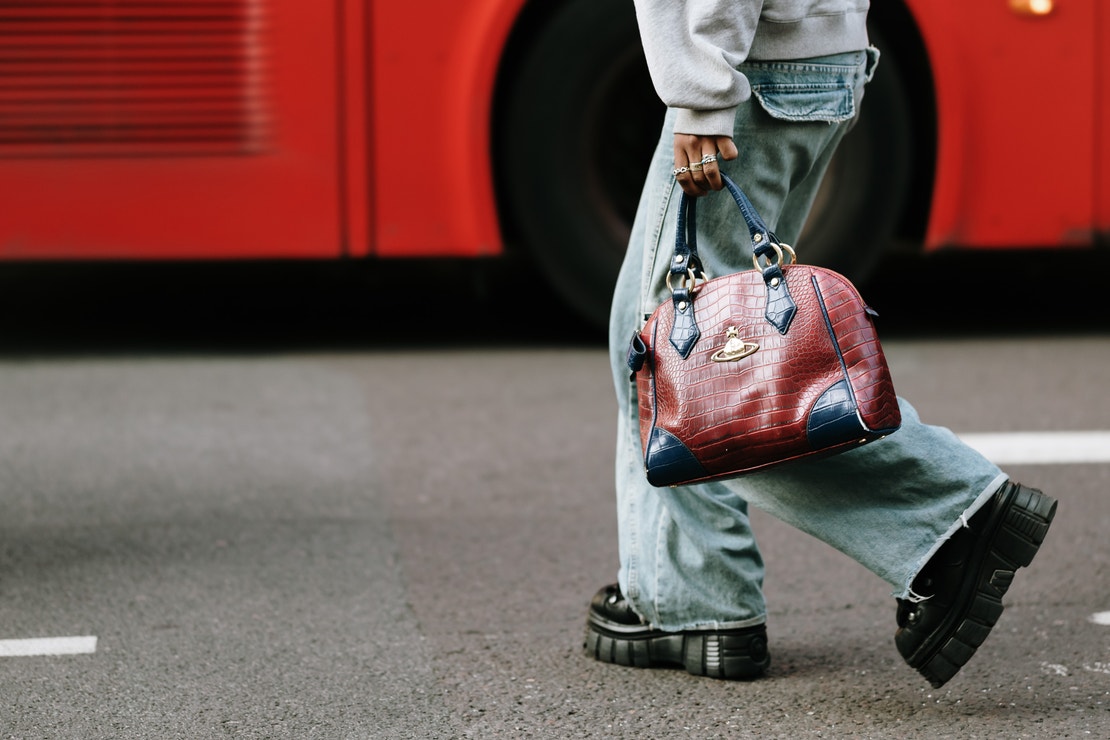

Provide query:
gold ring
left=689, top=162, right=703, bottom=172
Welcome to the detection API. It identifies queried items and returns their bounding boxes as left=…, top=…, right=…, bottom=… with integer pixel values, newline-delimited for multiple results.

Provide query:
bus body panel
left=0, top=0, right=1102, bottom=262
left=0, top=0, right=346, bottom=259
left=367, top=0, right=523, bottom=258
left=907, top=0, right=1097, bottom=251
left=1099, top=1, right=1110, bottom=236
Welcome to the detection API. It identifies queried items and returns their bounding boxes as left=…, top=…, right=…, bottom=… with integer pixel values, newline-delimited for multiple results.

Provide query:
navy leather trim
left=808, top=274, right=864, bottom=447
left=669, top=286, right=700, bottom=358
left=812, top=274, right=856, bottom=405
left=626, top=331, right=647, bottom=377
left=762, top=263, right=796, bottom=334
left=644, top=428, right=707, bottom=487
left=807, top=379, right=865, bottom=447
left=807, top=274, right=902, bottom=445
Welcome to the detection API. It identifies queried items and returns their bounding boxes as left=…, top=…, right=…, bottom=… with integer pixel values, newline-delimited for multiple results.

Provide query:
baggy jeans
left=608, top=48, right=1008, bottom=631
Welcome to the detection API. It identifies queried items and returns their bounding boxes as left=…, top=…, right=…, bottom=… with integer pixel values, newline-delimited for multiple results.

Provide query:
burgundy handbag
left=626, top=175, right=902, bottom=487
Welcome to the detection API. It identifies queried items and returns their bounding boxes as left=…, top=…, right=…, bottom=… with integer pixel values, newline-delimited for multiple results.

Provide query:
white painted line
left=957, top=431, right=1110, bottom=465
left=1090, top=612, right=1110, bottom=626
left=0, top=636, right=97, bottom=657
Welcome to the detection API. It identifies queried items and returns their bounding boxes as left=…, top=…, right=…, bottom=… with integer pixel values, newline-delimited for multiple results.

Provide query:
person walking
left=585, top=0, right=1057, bottom=687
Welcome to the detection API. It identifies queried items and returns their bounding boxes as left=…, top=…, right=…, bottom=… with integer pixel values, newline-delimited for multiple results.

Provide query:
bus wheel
left=499, top=7, right=912, bottom=329
left=498, top=0, right=663, bottom=331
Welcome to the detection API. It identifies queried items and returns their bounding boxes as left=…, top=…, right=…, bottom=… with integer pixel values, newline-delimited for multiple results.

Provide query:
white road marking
left=1089, top=612, right=1110, bottom=626
left=957, top=432, right=1110, bottom=465
left=0, top=636, right=97, bottom=657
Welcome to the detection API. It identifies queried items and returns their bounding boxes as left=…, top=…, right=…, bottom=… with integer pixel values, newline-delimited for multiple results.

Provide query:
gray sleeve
left=632, top=0, right=764, bottom=136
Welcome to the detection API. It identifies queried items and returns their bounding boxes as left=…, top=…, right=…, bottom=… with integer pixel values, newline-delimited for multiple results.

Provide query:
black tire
left=796, top=28, right=913, bottom=282
left=499, top=0, right=663, bottom=330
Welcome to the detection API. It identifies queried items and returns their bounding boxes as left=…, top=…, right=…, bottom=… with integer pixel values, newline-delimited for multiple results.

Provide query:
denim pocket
left=745, top=52, right=866, bottom=124
left=751, top=81, right=856, bottom=123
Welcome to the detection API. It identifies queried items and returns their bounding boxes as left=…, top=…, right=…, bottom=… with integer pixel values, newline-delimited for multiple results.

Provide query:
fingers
left=705, top=136, right=738, bottom=191
left=672, top=135, right=708, bottom=196
left=700, top=152, right=722, bottom=191
left=672, top=135, right=737, bottom=197
left=717, top=137, right=739, bottom=161
left=672, top=152, right=721, bottom=197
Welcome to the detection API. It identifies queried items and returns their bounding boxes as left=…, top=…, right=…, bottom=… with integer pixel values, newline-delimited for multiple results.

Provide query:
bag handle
left=666, top=174, right=798, bottom=358
left=672, top=174, right=777, bottom=280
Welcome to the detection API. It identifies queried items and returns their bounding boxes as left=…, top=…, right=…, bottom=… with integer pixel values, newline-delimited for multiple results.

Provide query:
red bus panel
left=911, top=0, right=1097, bottom=250
left=0, top=0, right=343, bottom=259
left=366, top=1, right=520, bottom=258
left=0, top=0, right=1103, bottom=286
left=1099, top=1, right=1110, bottom=235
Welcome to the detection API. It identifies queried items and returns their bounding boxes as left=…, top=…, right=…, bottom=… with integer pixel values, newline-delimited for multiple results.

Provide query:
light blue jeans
left=609, top=49, right=1008, bottom=631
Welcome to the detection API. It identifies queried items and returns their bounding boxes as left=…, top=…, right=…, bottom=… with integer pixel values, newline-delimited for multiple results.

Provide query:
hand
left=672, top=135, right=739, bottom=197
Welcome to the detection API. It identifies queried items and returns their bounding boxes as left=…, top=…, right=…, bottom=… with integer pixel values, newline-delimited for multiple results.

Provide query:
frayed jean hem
left=895, top=472, right=1010, bottom=600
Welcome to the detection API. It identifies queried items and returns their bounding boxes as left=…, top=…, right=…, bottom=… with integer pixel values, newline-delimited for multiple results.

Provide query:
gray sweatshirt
left=633, top=0, right=870, bottom=136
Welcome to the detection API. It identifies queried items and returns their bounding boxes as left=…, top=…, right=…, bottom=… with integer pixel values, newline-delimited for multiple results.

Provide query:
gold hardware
left=711, top=326, right=759, bottom=363
left=666, top=267, right=706, bottom=293
left=1009, top=0, right=1054, bottom=16
left=752, top=242, right=797, bottom=271
left=753, top=233, right=763, bottom=243
left=752, top=243, right=783, bottom=271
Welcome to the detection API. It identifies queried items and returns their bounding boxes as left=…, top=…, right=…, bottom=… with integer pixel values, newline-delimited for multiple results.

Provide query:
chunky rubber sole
left=585, top=617, right=770, bottom=680
left=901, top=483, right=1058, bottom=688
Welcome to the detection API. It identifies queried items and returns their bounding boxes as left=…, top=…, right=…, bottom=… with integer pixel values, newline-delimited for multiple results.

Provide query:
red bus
left=1, top=0, right=1105, bottom=328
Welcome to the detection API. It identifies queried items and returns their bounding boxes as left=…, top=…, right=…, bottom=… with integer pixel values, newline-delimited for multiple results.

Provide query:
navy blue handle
left=666, top=174, right=797, bottom=355
left=670, top=174, right=781, bottom=284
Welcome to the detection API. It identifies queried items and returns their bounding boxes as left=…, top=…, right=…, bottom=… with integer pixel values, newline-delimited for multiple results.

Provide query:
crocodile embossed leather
left=629, top=176, right=901, bottom=487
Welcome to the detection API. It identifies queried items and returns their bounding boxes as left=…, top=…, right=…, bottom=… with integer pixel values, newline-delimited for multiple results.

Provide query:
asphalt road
left=0, top=252, right=1108, bottom=738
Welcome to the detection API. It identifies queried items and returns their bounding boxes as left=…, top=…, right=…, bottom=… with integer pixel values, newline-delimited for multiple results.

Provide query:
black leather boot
left=585, top=583, right=770, bottom=680
left=895, top=481, right=1057, bottom=687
